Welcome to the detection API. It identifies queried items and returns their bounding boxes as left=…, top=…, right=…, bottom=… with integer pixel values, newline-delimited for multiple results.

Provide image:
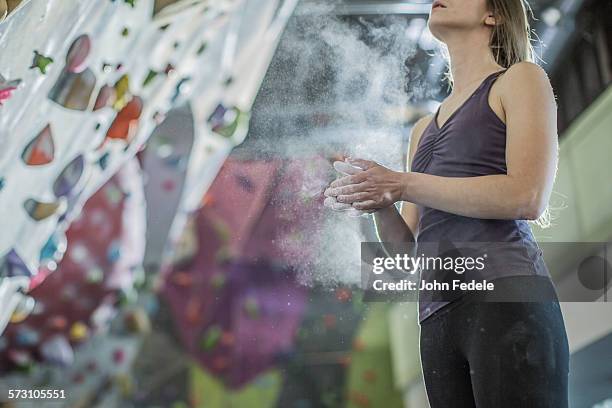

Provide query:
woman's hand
left=323, top=159, right=371, bottom=216
left=324, top=158, right=406, bottom=211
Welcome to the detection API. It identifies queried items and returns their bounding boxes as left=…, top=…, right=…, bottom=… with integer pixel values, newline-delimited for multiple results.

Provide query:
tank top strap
left=473, top=69, right=508, bottom=109
left=480, top=69, right=507, bottom=94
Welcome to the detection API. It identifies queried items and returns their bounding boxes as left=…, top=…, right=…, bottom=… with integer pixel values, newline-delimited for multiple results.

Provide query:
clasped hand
left=324, top=158, right=405, bottom=212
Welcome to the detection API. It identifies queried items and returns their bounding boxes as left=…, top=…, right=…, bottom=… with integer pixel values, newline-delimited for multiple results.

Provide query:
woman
left=324, top=0, right=570, bottom=406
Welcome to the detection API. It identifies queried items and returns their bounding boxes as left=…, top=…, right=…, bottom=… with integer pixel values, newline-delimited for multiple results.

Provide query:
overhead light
left=541, top=7, right=562, bottom=27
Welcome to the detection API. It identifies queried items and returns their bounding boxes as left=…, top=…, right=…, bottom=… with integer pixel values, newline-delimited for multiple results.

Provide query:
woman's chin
left=427, top=21, right=457, bottom=44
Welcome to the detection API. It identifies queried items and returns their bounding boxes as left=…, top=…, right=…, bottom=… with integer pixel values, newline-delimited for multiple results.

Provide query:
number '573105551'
left=7, top=389, right=66, bottom=399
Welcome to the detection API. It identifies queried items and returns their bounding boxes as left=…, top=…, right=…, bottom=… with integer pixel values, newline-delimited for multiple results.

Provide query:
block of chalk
left=333, top=161, right=363, bottom=176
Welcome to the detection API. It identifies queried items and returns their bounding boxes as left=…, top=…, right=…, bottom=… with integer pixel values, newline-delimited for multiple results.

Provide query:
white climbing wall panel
left=0, top=0, right=298, bottom=334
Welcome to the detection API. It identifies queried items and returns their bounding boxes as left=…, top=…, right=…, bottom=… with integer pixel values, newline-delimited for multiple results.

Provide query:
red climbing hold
left=106, top=96, right=143, bottom=143
left=22, top=125, right=54, bottom=165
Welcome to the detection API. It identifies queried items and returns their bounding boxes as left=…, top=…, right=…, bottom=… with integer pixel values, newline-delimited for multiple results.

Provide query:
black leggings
left=419, top=276, right=570, bottom=408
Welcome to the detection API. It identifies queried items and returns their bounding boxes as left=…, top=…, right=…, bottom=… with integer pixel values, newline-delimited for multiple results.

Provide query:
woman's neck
left=445, top=31, right=503, bottom=94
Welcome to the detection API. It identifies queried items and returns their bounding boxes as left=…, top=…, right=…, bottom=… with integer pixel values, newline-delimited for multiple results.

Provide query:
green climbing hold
left=30, top=51, right=54, bottom=74
left=142, top=70, right=158, bottom=87
left=200, top=325, right=222, bottom=351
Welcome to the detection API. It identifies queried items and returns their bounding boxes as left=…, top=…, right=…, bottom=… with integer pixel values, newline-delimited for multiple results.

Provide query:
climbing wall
left=0, top=0, right=298, bottom=334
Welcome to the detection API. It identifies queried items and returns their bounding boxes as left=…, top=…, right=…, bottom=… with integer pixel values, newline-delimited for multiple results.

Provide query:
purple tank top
left=410, top=70, right=551, bottom=323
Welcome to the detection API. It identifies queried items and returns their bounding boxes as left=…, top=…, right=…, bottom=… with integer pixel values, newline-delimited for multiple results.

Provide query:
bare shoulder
left=499, top=61, right=554, bottom=96
left=504, top=61, right=549, bottom=80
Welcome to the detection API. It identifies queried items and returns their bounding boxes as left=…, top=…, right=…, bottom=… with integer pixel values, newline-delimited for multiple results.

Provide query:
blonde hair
left=487, top=0, right=536, bottom=68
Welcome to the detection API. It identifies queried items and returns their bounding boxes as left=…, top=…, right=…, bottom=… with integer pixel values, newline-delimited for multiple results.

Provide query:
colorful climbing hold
left=48, top=69, right=96, bottom=110
left=86, top=266, right=104, bottom=283
left=112, top=74, right=131, bottom=110
left=0, top=74, right=21, bottom=105
left=0, top=249, right=33, bottom=278
left=97, top=151, right=111, bottom=169
left=23, top=198, right=63, bottom=221
left=106, top=96, right=143, bottom=143
left=9, top=295, right=35, bottom=323
left=21, top=124, right=54, bottom=165
left=124, top=308, right=151, bottom=334
left=93, top=84, right=116, bottom=110
left=30, top=50, right=54, bottom=74
left=15, top=326, right=40, bottom=347
left=142, top=69, right=158, bottom=87
left=164, top=63, right=175, bottom=75
left=53, top=155, right=85, bottom=197
left=39, top=232, right=67, bottom=269
left=207, top=103, right=248, bottom=139
left=153, top=111, right=165, bottom=124
left=171, top=77, right=191, bottom=102
left=69, top=321, right=89, bottom=342
left=200, top=325, right=222, bottom=351
left=66, top=34, right=92, bottom=74
left=47, top=315, right=68, bottom=330
left=113, top=348, right=125, bottom=364
left=107, top=240, right=121, bottom=263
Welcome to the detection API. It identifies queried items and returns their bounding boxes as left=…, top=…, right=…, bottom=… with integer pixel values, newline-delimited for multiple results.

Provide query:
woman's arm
left=328, top=62, right=559, bottom=221
left=372, top=115, right=431, bottom=244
